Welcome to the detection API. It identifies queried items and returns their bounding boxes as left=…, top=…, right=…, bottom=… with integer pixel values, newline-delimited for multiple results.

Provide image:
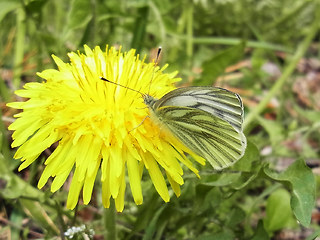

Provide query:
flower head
left=7, top=45, right=204, bottom=212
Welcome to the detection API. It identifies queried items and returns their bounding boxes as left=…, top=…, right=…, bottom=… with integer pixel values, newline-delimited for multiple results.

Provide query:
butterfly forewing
left=154, top=87, right=244, bottom=132
left=147, top=86, right=246, bottom=170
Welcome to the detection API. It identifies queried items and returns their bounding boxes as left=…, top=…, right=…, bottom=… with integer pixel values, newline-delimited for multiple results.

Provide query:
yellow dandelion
left=7, top=45, right=206, bottom=212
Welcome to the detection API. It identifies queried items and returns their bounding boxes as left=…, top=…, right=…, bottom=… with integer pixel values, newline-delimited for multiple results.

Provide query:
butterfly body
left=143, top=87, right=246, bottom=170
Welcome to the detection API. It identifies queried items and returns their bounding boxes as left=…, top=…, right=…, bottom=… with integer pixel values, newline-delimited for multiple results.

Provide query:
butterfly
left=101, top=77, right=247, bottom=170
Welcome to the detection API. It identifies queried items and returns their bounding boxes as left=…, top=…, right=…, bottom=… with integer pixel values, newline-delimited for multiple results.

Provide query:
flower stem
left=244, top=5, right=320, bottom=131
left=104, top=199, right=116, bottom=240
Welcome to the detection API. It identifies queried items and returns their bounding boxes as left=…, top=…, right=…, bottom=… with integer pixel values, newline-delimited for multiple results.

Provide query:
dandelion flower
left=7, top=45, right=205, bottom=212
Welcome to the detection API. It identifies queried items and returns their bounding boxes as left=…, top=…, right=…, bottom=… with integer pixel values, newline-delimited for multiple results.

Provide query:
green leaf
left=264, top=158, right=316, bottom=227
left=202, top=187, right=223, bottom=210
left=200, top=141, right=262, bottom=190
left=230, top=171, right=262, bottom=190
left=20, top=199, right=59, bottom=235
left=0, top=109, right=14, bottom=161
left=225, top=207, right=246, bottom=228
left=257, top=116, right=284, bottom=146
left=294, top=105, right=320, bottom=123
left=263, top=188, right=297, bottom=232
left=195, top=41, right=246, bottom=86
left=131, top=6, right=149, bottom=52
left=0, top=171, right=47, bottom=201
left=194, top=185, right=223, bottom=212
left=67, top=0, right=92, bottom=30
left=10, top=208, right=24, bottom=240
left=198, top=231, right=235, bottom=240
left=0, top=153, right=47, bottom=202
left=143, top=205, right=166, bottom=240
left=201, top=172, right=241, bottom=187
left=0, top=0, right=21, bottom=23
left=251, top=220, right=270, bottom=240
left=305, top=228, right=320, bottom=240
left=233, top=140, right=260, bottom=172
left=231, top=140, right=263, bottom=190
left=25, top=0, right=49, bottom=14
left=133, top=193, right=164, bottom=232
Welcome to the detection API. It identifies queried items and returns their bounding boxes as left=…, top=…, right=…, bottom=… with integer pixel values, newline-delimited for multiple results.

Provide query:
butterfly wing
left=155, top=105, right=246, bottom=169
left=154, top=87, right=244, bottom=132
left=150, top=87, right=246, bottom=169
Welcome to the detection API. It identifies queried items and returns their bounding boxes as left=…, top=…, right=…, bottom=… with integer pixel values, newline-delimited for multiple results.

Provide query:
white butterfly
left=143, top=86, right=247, bottom=169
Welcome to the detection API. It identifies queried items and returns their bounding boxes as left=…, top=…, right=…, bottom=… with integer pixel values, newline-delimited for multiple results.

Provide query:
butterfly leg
left=129, top=115, right=150, bottom=133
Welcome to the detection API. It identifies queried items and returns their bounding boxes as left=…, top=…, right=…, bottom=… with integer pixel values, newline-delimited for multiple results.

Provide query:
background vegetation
left=0, top=0, right=319, bottom=239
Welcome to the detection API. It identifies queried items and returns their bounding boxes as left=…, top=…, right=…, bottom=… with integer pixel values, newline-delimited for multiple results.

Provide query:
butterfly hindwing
left=155, top=105, right=246, bottom=169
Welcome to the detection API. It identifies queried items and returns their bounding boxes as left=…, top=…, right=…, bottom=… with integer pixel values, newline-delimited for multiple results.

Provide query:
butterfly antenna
left=100, top=77, right=144, bottom=97
left=148, top=46, right=162, bottom=95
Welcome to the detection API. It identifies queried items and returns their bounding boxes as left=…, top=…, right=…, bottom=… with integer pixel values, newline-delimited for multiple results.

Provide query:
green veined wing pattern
left=145, top=87, right=246, bottom=170
left=154, top=87, right=244, bottom=132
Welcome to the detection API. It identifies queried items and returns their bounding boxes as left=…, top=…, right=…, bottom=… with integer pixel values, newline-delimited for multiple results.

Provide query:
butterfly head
left=143, top=94, right=157, bottom=109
